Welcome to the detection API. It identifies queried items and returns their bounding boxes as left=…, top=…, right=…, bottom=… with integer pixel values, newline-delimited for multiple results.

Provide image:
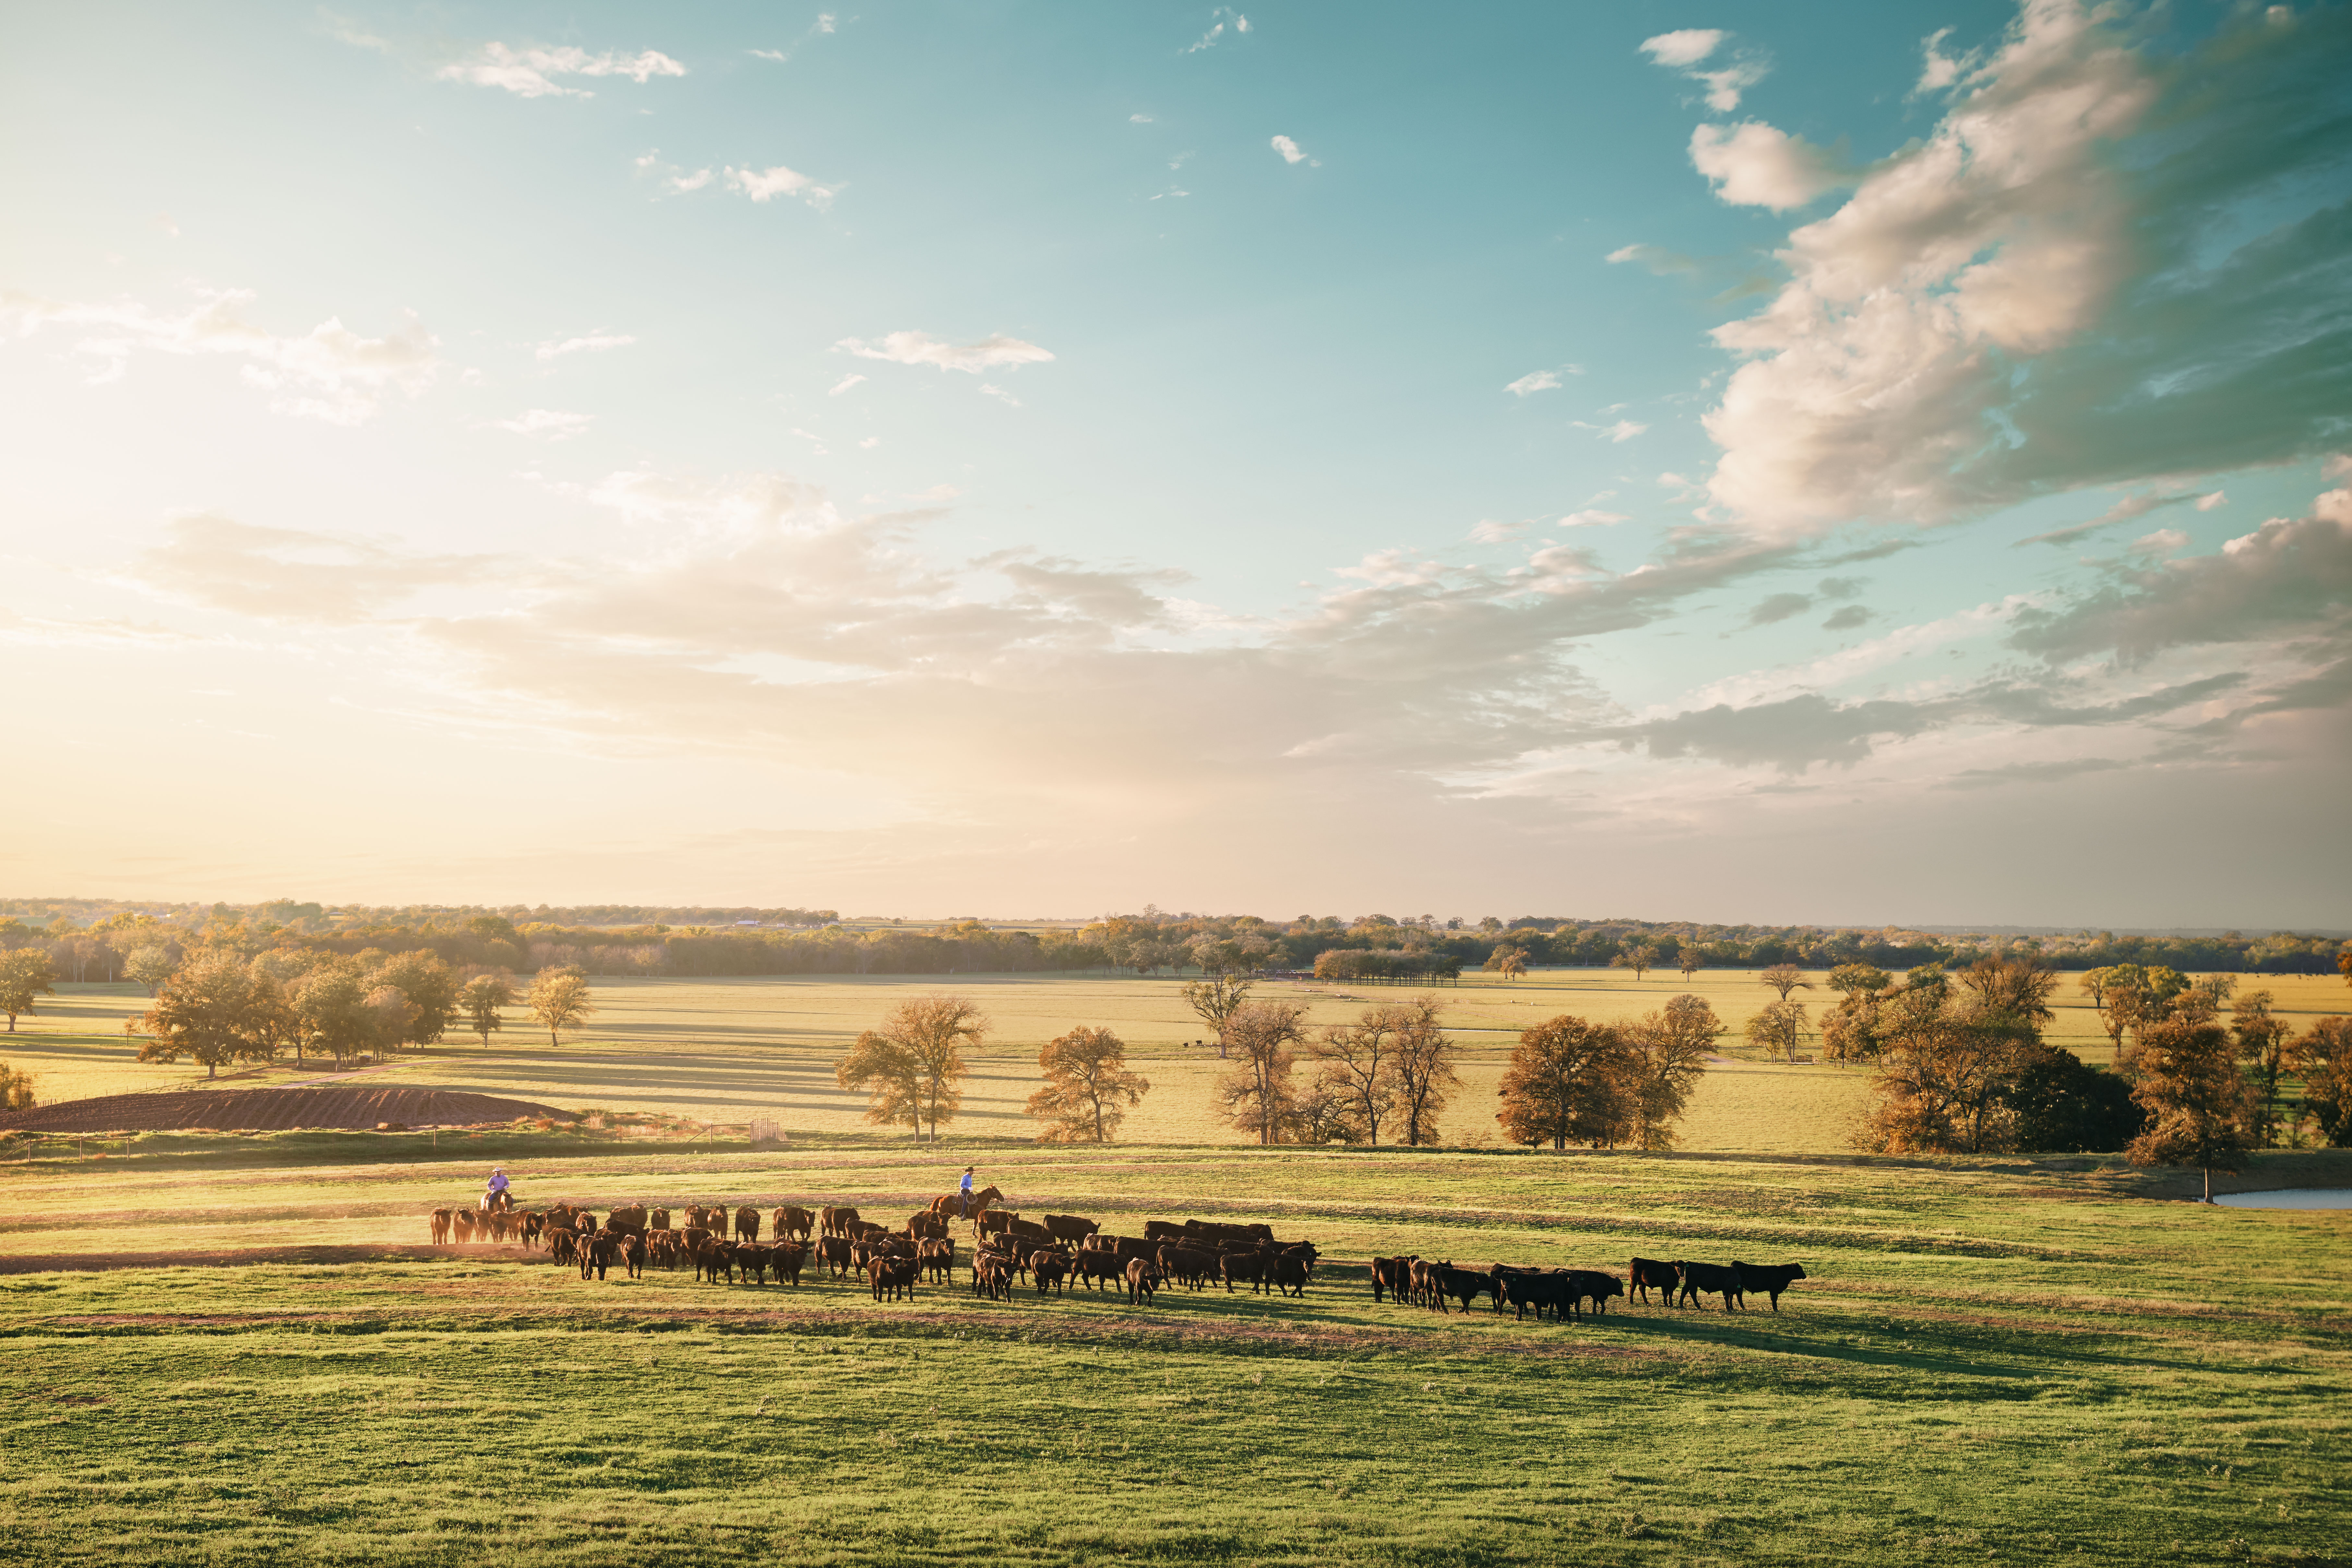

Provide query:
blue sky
left=3, top=1, right=2347, bottom=925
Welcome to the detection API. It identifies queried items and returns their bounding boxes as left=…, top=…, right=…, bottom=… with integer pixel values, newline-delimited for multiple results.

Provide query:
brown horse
left=928, top=1185, right=1005, bottom=1224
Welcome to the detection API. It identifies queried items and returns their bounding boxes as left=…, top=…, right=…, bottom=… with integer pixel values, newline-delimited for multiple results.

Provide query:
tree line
left=7, top=904, right=2344, bottom=982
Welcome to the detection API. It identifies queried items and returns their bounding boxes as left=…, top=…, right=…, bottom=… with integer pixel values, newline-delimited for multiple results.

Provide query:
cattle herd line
left=427, top=1190, right=1809, bottom=1319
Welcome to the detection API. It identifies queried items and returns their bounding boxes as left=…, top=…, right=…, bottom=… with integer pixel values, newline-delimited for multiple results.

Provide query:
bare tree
left=1026, top=1025, right=1150, bottom=1143
left=1311, top=1008, right=1401, bottom=1146
left=1745, top=1000, right=1809, bottom=1063
left=1760, top=964, right=1810, bottom=1003
left=1385, top=993, right=1459, bottom=1147
left=1213, top=999, right=1309, bottom=1145
left=1180, top=971, right=1255, bottom=1059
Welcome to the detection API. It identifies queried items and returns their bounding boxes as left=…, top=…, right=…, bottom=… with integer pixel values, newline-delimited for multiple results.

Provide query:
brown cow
left=694, top=1237, right=737, bottom=1285
left=1072, top=1249, right=1124, bottom=1291
left=734, top=1205, right=761, bottom=1243
left=971, top=1250, right=1016, bottom=1302
left=429, top=1209, right=453, bottom=1244
left=607, top=1205, right=648, bottom=1237
left=546, top=1226, right=578, bottom=1265
left=772, top=1239, right=808, bottom=1287
left=772, top=1205, right=815, bottom=1242
left=1041, top=1214, right=1099, bottom=1248
left=816, top=1235, right=854, bottom=1279
left=820, top=1205, right=859, bottom=1238
left=620, top=1233, right=647, bottom=1280
left=917, top=1237, right=956, bottom=1285
left=520, top=1212, right=546, bottom=1247
left=1125, top=1258, right=1163, bottom=1305
left=579, top=1233, right=619, bottom=1282
left=1370, top=1255, right=1415, bottom=1304
left=1156, top=1244, right=1218, bottom=1291
left=450, top=1211, right=478, bottom=1244
left=648, top=1207, right=671, bottom=1232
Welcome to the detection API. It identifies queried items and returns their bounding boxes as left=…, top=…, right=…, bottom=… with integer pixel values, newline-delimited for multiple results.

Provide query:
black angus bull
left=1733, top=1260, right=1808, bottom=1311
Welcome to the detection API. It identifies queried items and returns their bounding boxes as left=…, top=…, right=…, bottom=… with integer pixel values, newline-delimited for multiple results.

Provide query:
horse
left=927, top=1185, right=1005, bottom=1227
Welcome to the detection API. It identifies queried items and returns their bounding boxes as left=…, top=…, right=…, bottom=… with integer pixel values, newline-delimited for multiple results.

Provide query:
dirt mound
left=0, top=1086, right=580, bottom=1134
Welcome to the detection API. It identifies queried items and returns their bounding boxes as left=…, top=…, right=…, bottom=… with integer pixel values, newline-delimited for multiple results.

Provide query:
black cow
left=870, top=1253, right=919, bottom=1302
left=579, top=1233, right=619, bottom=1282
left=1498, top=1270, right=1564, bottom=1321
left=1732, top=1260, right=1808, bottom=1311
left=1073, top=1250, right=1124, bottom=1291
left=1370, top=1255, right=1416, bottom=1304
left=1270, top=1253, right=1310, bottom=1299
left=1033, top=1249, right=1072, bottom=1296
left=1674, top=1260, right=1745, bottom=1311
left=1125, top=1259, right=1163, bottom=1305
left=1042, top=1214, right=1100, bottom=1248
left=817, top=1234, right=854, bottom=1279
left=1563, top=1269, right=1623, bottom=1316
left=1628, top=1257, right=1680, bottom=1306
left=772, top=1239, right=808, bottom=1287
left=1427, top=1263, right=1499, bottom=1315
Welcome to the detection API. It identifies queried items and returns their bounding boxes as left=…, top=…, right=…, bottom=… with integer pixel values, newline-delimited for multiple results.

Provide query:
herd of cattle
left=427, top=1194, right=1808, bottom=1319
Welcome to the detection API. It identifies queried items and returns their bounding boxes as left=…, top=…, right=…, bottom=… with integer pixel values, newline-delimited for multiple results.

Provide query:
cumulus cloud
left=1689, top=122, right=1846, bottom=210
left=828, top=374, right=867, bottom=396
left=1640, top=29, right=1770, bottom=111
left=1573, top=419, right=1647, bottom=443
left=437, top=43, right=685, bottom=99
left=0, top=285, right=438, bottom=424
left=1505, top=370, right=1563, bottom=396
left=838, top=331, right=1056, bottom=374
left=1696, top=0, right=2352, bottom=538
left=1271, top=134, right=1319, bottom=166
left=1745, top=592, right=1811, bottom=627
left=725, top=163, right=837, bottom=209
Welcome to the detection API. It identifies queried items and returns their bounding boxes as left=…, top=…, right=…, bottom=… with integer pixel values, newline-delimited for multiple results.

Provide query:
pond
left=2213, top=1188, right=2352, bottom=1210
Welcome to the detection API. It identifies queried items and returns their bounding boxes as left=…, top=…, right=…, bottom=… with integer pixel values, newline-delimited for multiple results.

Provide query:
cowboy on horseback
left=959, top=1167, right=975, bottom=1220
left=481, top=1167, right=513, bottom=1213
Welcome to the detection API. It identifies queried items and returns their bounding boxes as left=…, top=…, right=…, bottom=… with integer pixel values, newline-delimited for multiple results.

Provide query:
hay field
left=0, top=1133, right=2347, bottom=1566
left=8, top=970, right=2346, bottom=1154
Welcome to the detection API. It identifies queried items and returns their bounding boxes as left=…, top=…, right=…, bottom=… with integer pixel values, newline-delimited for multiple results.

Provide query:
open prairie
left=1, top=1133, right=2348, bottom=1566
left=11, top=969, right=2348, bottom=1152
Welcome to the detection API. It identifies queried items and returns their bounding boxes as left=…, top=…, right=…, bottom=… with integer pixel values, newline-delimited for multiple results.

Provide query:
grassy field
left=9, top=969, right=2346, bottom=1153
left=1, top=1132, right=2348, bottom=1565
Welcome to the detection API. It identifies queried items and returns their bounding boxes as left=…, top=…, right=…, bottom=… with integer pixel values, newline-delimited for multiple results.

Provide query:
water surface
left=2213, top=1188, right=2352, bottom=1210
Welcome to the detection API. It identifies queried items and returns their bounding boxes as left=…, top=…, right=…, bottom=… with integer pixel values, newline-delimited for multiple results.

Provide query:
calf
left=870, top=1253, right=919, bottom=1303
left=1628, top=1257, right=1679, bottom=1306
left=1675, top=1261, right=1745, bottom=1311
left=1125, top=1259, right=1164, bottom=1305
left=1732, top=1260, right=1808, bottom=1312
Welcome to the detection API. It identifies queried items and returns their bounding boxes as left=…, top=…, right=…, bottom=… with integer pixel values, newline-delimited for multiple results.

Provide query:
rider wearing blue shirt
left=960, top=1167, right=974, bottom=1218
left=486, top=1168, right=510, bottom=1209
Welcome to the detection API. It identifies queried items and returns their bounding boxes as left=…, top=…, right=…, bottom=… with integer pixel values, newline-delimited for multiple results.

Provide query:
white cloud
left=979, top=383, right=1022, bottom=406
left=859, top=436, right=880, bottom=449
left=1700, top=0, right=2161, bottom=536
left=490, top=409, right=593, bottom=439
left=838, top=331, right=1056, bottom=374
left=724, top=164, right=838, bottom=209
left=670, top=168, right=714, bottom=193
left=1470, top=520, right=1528, bottom=544
left=0, top=285, right=439, bottom=424
left=750, top=49, right=789, bottom=62
left=535, top=331, right=635, bottom=361
left=436, top=43, right=686, bottom=99
left=1640, top=29, right=1769, bottom=111
left=1573, top=419, right=1648, bottom=443
left=828, top=374, right=867, bottom=397
left=2130, top=528, right=2189, bottom=555
left=1559, top=509, right=1631, bottom=527
left=1640, top=29, right=1723, bottom=67
left=2197, top=490, right=2227, bottom=511
left=1915, top=26, right=1973, bottom=94
left=1689, top=122, right=1845, bottom=210
left=1271, top=134, right=1319, bottom=166
left=1185, top=9, right=1251, bottom=52
left=1505, top=370, right=1561, bottom=397
left=1131, top=113, right=1155, bottom=123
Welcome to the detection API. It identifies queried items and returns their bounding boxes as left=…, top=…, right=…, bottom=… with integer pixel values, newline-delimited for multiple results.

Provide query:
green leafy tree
left=130, top=952, right=271, bottom=1079
left=2293, top=1017, right=2352, bottom=1146
left=526, top=965, right=596, bottom=1047
left=2232, top=991, right=2295, bottom=1145
left=1026, top=1025, right=1150, bottom=1143
left=838, top=993, right=982, bottom=1140
left=293, top=964, right=379, bottom=1067
left=1609, top=942, right=1658, bottom=982
left=1482, top=945, right=1528, bottom=979
left=0, top=950, right=57, bottom=1033
left=2006, top=1046, right=2144, bottom=1152
left=1676, top=943, right=1706, bottom=981
left=372, top=951, right=459, bottom=1045
left=1859, top=975, right=2041, bottom=1154
left=459, top=972, right=513, bottom=1048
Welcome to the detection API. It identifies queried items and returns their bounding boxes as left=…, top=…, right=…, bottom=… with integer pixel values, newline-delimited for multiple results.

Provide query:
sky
left=2, top=0, right=2348, bottom=928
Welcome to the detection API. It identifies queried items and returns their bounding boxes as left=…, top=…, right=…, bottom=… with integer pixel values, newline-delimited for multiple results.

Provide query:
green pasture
left=0, top=1136, right=2348, bottom=1565
left=9, top=969, right=2345, bottom=1153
